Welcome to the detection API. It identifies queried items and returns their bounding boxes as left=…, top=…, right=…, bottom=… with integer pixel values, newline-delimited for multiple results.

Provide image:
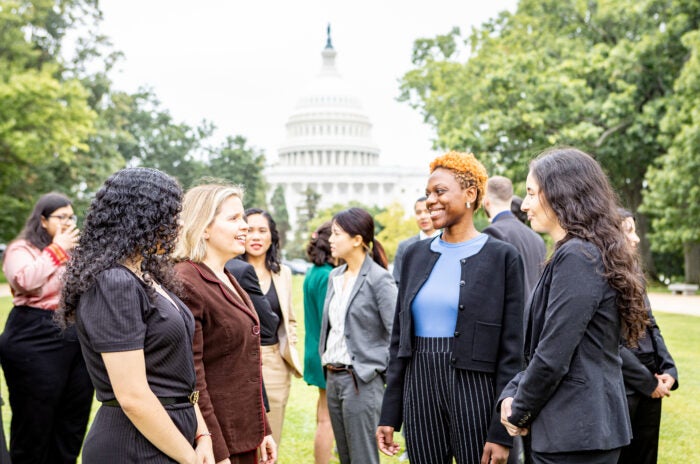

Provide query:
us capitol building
left=264, top=29, right=428, bottom=231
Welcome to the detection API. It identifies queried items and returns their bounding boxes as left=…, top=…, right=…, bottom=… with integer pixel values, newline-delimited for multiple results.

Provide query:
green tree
left=400, top=0, right=700, bottom=273
left=270, top=185, right=290, bottom=249
left=207, top=135, right=267, bottom=208
left=641, top=30, right=700, bottom=284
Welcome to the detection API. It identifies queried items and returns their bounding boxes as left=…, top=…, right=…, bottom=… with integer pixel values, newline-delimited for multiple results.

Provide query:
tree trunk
left=684, top=242, right=700, bottom=284
left=636, top=213, right=656, bottom=277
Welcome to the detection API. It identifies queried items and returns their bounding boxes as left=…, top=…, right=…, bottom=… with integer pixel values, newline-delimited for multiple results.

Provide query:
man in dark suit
left=392, top=196, right=440, bottom=284
left=482, top=176, right=546, bottom=298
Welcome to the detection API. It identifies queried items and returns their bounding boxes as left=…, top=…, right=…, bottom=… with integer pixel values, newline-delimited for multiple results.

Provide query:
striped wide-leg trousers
left=403, top=337, right=495, bottom=464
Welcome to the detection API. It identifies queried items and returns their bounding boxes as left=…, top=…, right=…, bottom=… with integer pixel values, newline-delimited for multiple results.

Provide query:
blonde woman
left=174, top=184, right=275, bottom=464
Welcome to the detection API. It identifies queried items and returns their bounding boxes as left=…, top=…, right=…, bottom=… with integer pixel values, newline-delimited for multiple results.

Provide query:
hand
left=376, top=425, right=400, bottom=456
left=656, top=373, right=676, bottom=392
left=481, top=441, right=509, bottom=464
left=650, top=377, right=669, bottom=399
left=258, top=434, right=276, bottom=464
left=500, top=397, right=529, bottom=437
left=194, top=435, right=215, bottom=463
left=52, top=223, right=79, bottom=252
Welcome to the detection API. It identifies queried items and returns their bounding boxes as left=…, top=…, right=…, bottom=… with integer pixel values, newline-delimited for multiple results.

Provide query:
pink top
left=2, top=239, right=70, bottom=310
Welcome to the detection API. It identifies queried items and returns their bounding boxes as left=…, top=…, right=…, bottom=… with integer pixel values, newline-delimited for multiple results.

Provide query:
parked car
left=283, top=258, right=312, bottom=275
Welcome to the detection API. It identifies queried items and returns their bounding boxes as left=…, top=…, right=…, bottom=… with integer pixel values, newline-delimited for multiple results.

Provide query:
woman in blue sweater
left=377, top=151, right=525, bottom=464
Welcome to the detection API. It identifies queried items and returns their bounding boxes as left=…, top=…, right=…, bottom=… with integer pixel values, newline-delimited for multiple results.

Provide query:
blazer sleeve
left=507, top=248, right=604, bottom=428
left=177, top=274, right=230, bottom=461
left=649, top=310, right=679, bottom=389
left=487, top=251, right=525, bottom=446
left=392, top=241, right=407, bottom=284
left=379, top=286, right=408, bottom=430
left=371, top=268, right=398, bottom=335
left=620, top=345, right=657, bottom=396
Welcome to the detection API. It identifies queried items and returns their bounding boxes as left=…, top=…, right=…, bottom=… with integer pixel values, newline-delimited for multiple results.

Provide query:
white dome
left=278, top=38, right=380, bottom=167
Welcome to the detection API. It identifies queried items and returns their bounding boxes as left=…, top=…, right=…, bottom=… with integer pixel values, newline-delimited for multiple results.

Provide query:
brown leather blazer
left=175, top=261, right=270, bottom=461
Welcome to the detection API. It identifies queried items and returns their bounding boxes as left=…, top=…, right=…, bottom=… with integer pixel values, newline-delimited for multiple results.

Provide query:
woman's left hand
left=481, top=441, right=509, bottom=464
left=258, top=434, right=276, bottom=464
left=194, top=435, right=215, bottom=463
left=499, top=397, right=529, bottom=437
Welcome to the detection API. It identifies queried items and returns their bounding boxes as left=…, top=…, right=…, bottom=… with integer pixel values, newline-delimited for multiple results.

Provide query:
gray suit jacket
left=319, top=254, right=398, bottom=383
left=483, top=212, right=546, bottom=297
left=392, top=234, right=420, bottom=283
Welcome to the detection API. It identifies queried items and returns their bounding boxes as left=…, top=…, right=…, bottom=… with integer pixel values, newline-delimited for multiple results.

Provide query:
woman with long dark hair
left=377, top=151, right=524, bottom=464
left=500, top=148, right=649, bottom=464
left=320, top=207, right=397, bottom=464
left=303, top=221, right=336, bottom=464
left=0, top=192, right=93, bottom=464
left=238, top=207, right=302, bottom=450
left=618, top=208, right=677, bottom=464
left=59, top=168, right=214, bottom=463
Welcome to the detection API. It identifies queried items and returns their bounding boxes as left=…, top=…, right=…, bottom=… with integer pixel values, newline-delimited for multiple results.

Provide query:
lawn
left=0, top=277, right=697, bottom=463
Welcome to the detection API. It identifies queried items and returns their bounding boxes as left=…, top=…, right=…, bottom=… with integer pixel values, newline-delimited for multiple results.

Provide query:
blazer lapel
left=344, top=254, right=372, bottom=311
left=185, top=261, right=259, bottom=323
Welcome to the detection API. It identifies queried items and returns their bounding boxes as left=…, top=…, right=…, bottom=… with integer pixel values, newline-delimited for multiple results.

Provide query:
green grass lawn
left=0, top=277, right=697, bottom=462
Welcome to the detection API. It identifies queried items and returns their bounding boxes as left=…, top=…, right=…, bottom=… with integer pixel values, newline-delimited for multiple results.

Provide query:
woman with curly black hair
left=499, top=148, right=649, bottom=464
left=1, top=192, right=93, bottom=464
left=59, top=168, right=214, bottom=464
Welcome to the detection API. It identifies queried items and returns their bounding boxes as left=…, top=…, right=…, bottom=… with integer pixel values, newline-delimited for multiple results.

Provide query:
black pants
left=0, top=306, right=94, bottom=464
left=618, top=392, right=662, bottom=464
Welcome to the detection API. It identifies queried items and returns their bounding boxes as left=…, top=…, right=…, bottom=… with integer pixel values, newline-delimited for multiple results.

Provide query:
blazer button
left=252, top=325, right=260, bottom=336
left=459, top=280, right=465, bottom=287
left=460, top=259, right=466, bottom=264
left=450, top=357, right=456, bottom=364
left=458, top=304, right=464, bottom=310
left=454, top=331, right=460, bottom=337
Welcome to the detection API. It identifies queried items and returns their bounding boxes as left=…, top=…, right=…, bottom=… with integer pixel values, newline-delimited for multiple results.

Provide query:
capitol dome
left=277, top=31, right=380, bottom=168
left=265, top=27, right=428, bottom=238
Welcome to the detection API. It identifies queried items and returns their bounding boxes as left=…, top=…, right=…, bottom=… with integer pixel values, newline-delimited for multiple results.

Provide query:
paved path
left=0, top=284, right=698, bottom=316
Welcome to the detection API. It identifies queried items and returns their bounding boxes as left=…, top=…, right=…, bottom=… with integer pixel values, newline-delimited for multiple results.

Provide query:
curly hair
left=530, top=148, right=648, bottom=346
left=58, top=168, right=183, bottom=326
left=306, top=221, right=334, bottom=266
left=429, top=151, right=488, bottom=210
left=17, top=192, right=72, bottom=249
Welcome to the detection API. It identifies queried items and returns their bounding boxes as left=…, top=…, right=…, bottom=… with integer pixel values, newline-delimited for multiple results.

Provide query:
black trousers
left=618, top=392, right=663, bottom=464
left=0, top=306, right=94, bottom=464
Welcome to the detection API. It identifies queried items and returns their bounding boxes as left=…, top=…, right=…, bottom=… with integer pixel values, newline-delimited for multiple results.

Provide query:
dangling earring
left=465, top=201, right=471, bottom=209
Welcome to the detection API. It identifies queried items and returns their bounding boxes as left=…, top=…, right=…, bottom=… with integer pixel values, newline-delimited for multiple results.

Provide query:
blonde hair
left=174, top=183, right=244, bottom=262
left=430, top=151, right=488, bottom=210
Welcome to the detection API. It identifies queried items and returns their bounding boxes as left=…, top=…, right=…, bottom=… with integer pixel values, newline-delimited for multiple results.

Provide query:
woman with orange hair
left=377, top=151, right=524, bottom=464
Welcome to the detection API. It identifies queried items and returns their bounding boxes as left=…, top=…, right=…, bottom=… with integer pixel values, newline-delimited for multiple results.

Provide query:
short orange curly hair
left=429, top=151, right=488, bottom=210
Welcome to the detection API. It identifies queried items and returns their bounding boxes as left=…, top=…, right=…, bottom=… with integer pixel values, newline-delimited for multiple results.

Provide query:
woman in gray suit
left=499, top=148, right=650, bottom=464
left=320, top=207, right=397, bottom=464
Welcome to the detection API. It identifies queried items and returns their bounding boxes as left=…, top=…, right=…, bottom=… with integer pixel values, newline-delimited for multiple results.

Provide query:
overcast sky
left=98, top=0, right=517, bottom=168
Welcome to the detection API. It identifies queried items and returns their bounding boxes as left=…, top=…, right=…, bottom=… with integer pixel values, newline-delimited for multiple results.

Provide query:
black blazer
left=500, top=238, right=632, bottom=453
left=380, top=236, right=524, bottom=447
left=482, top=212, right=546, bottom=298
left=620, top=300, right=678, bottom=396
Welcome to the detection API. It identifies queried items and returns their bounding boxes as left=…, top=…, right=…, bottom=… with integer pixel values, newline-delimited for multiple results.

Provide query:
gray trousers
left=326, top=369, right=384, bottom=464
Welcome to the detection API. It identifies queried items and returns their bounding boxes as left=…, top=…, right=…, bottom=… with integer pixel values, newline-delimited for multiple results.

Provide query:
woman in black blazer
left=377, top=151, right=524, bottom=464
left=499, top=148, right=649, bottom=464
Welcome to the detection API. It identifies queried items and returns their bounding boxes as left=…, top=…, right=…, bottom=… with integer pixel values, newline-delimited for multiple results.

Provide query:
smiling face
left=522, top=171, right=565, bottom=241
left=204, top=195, right=248, bottom=261
left=329, top=221, right=361, bottom=260
left=425, top=168, right=473, bottom=230
left=245, top=213, right=272, bottom=258
left=41, top=205, right=75, bottom=239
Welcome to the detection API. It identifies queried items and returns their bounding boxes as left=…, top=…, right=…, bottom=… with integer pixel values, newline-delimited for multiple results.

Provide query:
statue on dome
left=325, top=23, right=333, bottom=49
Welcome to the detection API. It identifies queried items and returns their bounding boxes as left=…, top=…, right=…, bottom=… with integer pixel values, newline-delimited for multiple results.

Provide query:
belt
left=325, top=364, right=359, bottom=393
left=102, top=391, right=200, bottom=407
